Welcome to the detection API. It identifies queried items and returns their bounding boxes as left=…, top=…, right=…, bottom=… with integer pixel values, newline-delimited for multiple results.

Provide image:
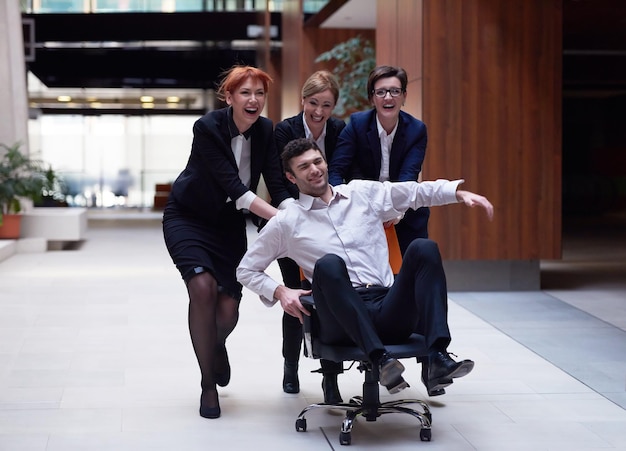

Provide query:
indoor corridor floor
left=0, top=211, right=625, bottom=450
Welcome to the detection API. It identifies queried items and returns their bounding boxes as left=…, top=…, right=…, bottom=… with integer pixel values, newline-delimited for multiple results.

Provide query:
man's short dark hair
left=280, top=138, right=325, bottom=174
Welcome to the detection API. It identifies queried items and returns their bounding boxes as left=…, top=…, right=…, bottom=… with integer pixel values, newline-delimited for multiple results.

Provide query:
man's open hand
left=456, top=190, right=494, bottom=220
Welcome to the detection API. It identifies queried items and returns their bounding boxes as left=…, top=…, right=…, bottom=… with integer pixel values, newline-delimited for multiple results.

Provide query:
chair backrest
left=385, top=226, right=402, bottom=275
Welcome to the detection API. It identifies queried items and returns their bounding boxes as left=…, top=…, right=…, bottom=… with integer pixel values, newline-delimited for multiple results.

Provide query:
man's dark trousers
left=311, top=238, right=452, bottom=361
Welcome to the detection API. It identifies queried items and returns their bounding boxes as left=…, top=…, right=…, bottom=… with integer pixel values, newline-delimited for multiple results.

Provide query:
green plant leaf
left=315, top=35, right=376, bottom=118
left=0, top=142, right=61, bottom=223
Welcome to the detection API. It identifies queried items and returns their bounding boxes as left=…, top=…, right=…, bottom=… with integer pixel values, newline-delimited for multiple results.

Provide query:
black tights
left=186, top=272, right=239, bottom=409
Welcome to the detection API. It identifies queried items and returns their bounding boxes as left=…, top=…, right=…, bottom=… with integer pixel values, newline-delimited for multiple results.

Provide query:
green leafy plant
left=315, top=35, right=376, bottom=118
left=0, top=142, right=49, bottom=225
left=37, top=165, right=68, bottom=206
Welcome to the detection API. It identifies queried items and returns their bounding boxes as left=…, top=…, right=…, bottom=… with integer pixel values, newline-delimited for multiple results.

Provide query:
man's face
left=285, top=148, right=328, bottom=197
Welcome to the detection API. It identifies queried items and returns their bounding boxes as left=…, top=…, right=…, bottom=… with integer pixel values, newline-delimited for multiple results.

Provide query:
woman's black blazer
left=170, top=107, right=291, bottom=222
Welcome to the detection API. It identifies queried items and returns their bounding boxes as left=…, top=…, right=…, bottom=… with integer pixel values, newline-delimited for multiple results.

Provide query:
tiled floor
left=0, top=211, right=625, bottom=450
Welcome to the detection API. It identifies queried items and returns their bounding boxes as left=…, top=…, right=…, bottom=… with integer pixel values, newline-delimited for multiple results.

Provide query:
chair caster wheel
left=295, top=418, right=307, bottom=432
left=339, top=431, right=351, bottom=445
left=420, top=428, right=432, bottom=441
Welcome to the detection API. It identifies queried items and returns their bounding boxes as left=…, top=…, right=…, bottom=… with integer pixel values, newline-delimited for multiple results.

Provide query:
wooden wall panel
left=256, top=8, right=282, bottom=123
left=377, top=0, right=424, bottom=144
left=280, top=0, right=305, bottom=121
left=375, top=0, right=561, bottom=260
left=267, top=51, right=282, bottom=124
left=289, top=0, right=561, bottom=263
left=397, top=0, right=424, bottom=121
left=376, top=1, right=396, bottom=62
left=422, top=0, right=562, bottom=260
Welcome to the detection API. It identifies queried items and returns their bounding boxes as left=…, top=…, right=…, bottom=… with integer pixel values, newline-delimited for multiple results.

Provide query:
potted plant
left=0, top=142, right=48, bottom=239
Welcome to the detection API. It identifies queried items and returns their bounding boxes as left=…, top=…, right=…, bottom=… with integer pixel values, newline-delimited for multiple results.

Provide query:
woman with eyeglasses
left=162, top=65, right=292, bottom=419
left=328, top=65, right=430, bottom=254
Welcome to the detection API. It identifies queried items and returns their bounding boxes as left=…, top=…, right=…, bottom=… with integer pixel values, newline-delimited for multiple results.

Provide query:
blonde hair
left=216, top=65, right=273, bottom=102
left=301, top=70, right=340, bottom=104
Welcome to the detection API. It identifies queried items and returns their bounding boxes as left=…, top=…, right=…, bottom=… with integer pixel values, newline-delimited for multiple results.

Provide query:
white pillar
left=0, top=1, right=29, bottom=152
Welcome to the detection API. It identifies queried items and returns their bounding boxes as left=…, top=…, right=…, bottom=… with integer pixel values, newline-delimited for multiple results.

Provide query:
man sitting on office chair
left=237, top=138, right=493, bottom=396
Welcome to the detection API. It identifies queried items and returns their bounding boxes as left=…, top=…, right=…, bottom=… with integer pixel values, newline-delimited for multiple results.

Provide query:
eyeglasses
left=372, top=88, right=404, bottom=98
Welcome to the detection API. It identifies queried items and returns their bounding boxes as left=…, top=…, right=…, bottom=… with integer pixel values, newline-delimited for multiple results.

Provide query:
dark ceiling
left=22, top=1, right=626, bottom=96
left=23, top=11, right=282, bottom=90
left=562, top=0, right=626, bottom=93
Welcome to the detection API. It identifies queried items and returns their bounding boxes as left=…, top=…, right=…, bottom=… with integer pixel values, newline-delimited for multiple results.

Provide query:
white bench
left=0, top=240, right=17, bottom=262
left=20, top=207, right=87, bottom=250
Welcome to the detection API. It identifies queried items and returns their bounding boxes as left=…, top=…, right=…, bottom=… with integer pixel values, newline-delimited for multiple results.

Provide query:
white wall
left=0, top=1, right=29, bottom=149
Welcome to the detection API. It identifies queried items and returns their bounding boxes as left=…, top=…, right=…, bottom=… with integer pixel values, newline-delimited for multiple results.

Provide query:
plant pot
left=0, top=214, right=22, bottom=239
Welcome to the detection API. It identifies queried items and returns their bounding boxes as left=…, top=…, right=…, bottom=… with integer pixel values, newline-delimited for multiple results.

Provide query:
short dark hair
left=367, top=65, right=408, bottom=101
left=280, top=138, right=324, bottom=174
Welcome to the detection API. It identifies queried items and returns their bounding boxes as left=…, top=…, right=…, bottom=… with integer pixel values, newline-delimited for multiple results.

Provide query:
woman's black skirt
left=163, top=199, right=247, bottom=301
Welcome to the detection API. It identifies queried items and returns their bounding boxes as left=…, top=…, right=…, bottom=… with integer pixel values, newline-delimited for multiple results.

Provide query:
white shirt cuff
left=235, top=191, right=257, bottom=211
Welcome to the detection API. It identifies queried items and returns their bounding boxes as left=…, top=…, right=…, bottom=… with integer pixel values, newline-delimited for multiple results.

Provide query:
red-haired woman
left=163, top=65, right=292, bottom=419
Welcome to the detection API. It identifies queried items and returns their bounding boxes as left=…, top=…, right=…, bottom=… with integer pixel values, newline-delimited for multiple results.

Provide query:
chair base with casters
left=296, top=296, right=433, bottom=446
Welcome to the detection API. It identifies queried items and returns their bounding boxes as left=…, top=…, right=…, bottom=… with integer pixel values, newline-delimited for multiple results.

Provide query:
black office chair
left=294, top=228, right=433, bottom=446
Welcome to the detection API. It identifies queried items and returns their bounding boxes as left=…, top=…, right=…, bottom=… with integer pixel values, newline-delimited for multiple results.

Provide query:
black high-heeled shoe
left=199, top=392, right=221, bottom=419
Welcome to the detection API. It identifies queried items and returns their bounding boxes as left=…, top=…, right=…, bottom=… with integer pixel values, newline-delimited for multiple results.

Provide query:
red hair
left=216, top=65, right=273, bottom=101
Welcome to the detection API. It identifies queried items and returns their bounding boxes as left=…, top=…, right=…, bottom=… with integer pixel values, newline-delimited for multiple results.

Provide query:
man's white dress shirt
left=237, top=179, right=462, bottom=306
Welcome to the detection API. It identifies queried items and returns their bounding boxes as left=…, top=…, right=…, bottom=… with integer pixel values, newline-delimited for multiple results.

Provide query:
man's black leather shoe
left=378, top=353, right=409, bottom=394
left=283, top=361, right=300, bottom=394
left=322, top=373, right=343, bottom=404
left=421, top=351, right=474, bottom=396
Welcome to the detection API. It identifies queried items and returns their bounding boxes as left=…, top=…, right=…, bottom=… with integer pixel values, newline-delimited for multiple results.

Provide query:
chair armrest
left=300, top=295, right=316, bottom=359
left=300, top=294, right=315, bottom=309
